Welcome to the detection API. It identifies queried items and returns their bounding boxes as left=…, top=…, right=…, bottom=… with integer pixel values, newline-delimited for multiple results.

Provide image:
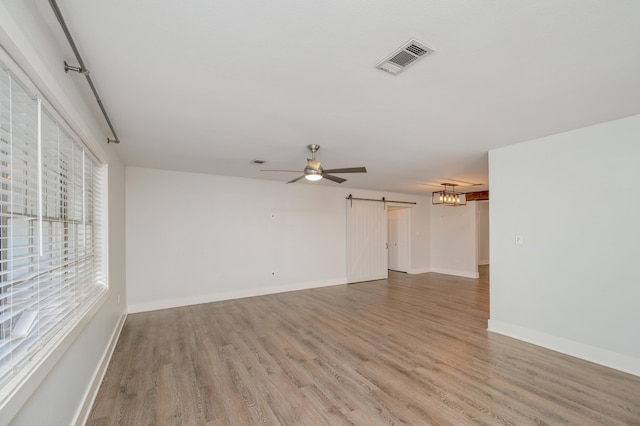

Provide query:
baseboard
left=430, top=267, right=479, bottom=279
left=74, top=312, right=127, bottom=426
left=408, top=267, right=431, bottom=275
left=127, top=277, right=348, bottom=314
left=488, top=319, right=640, bottom=377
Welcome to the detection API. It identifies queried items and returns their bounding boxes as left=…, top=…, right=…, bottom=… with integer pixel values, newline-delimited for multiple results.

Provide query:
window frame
left=0, top=46, right=108, bottom=420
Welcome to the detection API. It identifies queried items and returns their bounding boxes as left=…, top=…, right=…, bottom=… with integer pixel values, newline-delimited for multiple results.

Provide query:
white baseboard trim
left=488, top=319, right=640, bottom=377
left=408, top=267, right=431, bottom=275
left=430, top=267, right=479, bottom=279
left=74, top=312, right=127, bottom=426
left=127, top=277, right=348, bottom=314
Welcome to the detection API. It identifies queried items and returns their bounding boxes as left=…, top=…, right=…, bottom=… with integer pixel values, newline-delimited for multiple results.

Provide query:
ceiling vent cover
left=377, top=39, right=434, bottom=75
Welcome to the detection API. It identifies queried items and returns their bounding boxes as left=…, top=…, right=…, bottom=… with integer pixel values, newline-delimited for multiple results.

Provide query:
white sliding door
left=347, top=200, right=388, bottom=283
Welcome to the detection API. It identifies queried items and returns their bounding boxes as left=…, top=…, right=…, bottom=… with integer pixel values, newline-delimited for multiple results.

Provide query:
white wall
left=477, top=201, right=490, bottom=265
left=0, top=2, right=127, bottom=425
left=430, top=202, right=479, bottom=278
left=126, top=167, right=431, bottom=312
left=489, top=114, right=640, bottom=376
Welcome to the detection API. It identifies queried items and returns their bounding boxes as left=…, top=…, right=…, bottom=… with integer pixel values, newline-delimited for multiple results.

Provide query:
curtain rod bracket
left=64, top=61, right=89, bottom=75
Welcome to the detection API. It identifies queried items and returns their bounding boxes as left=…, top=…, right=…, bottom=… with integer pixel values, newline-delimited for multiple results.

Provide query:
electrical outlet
left=515, top=235, right=524, bottom=245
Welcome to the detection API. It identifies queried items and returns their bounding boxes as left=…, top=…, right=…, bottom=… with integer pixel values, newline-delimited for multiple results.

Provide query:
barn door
left=346, top=200, right=388, bottom=283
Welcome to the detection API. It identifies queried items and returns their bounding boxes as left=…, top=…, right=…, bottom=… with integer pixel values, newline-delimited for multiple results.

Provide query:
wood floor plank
left=88, top=267, right=640, bottom=425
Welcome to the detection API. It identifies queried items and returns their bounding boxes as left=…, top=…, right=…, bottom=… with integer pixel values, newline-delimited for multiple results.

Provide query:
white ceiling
left=41, top=0, right=640, bottom=194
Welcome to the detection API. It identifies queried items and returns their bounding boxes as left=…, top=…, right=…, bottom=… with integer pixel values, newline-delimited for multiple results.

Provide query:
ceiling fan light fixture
left=304, top=167, right=323, bottom=181
left=304, top=174, right=323, bottom=181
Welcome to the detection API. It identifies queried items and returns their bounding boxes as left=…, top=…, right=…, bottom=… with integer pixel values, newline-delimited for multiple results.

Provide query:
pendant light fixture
left=432, top=183, right=467, bottom=206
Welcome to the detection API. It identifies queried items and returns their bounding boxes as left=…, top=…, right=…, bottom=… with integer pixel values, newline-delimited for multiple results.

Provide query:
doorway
left=387, top=206, right=410, bottom=273
left=477, top=200, right=490, bottom=266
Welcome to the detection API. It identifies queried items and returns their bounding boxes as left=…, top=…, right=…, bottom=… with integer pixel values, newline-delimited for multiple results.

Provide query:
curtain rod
left=48, top=0, right=120, bottom=144
left=346, top=194, right=417, bottom=208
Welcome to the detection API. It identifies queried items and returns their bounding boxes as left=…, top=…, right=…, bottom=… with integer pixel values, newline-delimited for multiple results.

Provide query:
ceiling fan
left=261, top=144, right=367, bottom=184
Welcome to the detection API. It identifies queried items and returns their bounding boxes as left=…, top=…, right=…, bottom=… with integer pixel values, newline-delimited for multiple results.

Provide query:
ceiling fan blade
left=286, top=176, right=306, bottom=184
left=261, top=169, right=300, bottom=172
left=322, top=167, right=367, bottom=174
left=323, top=174, right=347, bottom=184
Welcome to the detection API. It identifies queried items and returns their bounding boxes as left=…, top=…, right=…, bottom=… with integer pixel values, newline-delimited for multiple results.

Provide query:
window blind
left=0, top=60, right=105, bottom=391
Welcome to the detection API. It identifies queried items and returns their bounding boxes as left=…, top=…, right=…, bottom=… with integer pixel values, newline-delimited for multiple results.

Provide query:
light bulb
left=304, top=174, right=322, bottom=181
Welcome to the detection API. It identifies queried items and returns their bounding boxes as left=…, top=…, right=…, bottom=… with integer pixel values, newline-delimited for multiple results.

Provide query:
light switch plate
left=515, top=235, right=524, bottom=245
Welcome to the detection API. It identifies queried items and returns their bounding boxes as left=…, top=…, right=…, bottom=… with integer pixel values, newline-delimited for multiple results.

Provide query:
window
left=0, top=59, right=106, bottom=396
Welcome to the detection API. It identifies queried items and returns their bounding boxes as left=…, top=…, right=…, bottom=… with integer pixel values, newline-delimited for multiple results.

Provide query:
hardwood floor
left=88, top=268, right=640, bottom=425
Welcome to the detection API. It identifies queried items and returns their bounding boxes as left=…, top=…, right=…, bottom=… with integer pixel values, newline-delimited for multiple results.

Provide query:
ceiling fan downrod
left=307, top=144, right=320, bottom=158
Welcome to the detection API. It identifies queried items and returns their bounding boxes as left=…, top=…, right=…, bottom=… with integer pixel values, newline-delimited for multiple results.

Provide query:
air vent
left=377, top=39, right=434, bottom=75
